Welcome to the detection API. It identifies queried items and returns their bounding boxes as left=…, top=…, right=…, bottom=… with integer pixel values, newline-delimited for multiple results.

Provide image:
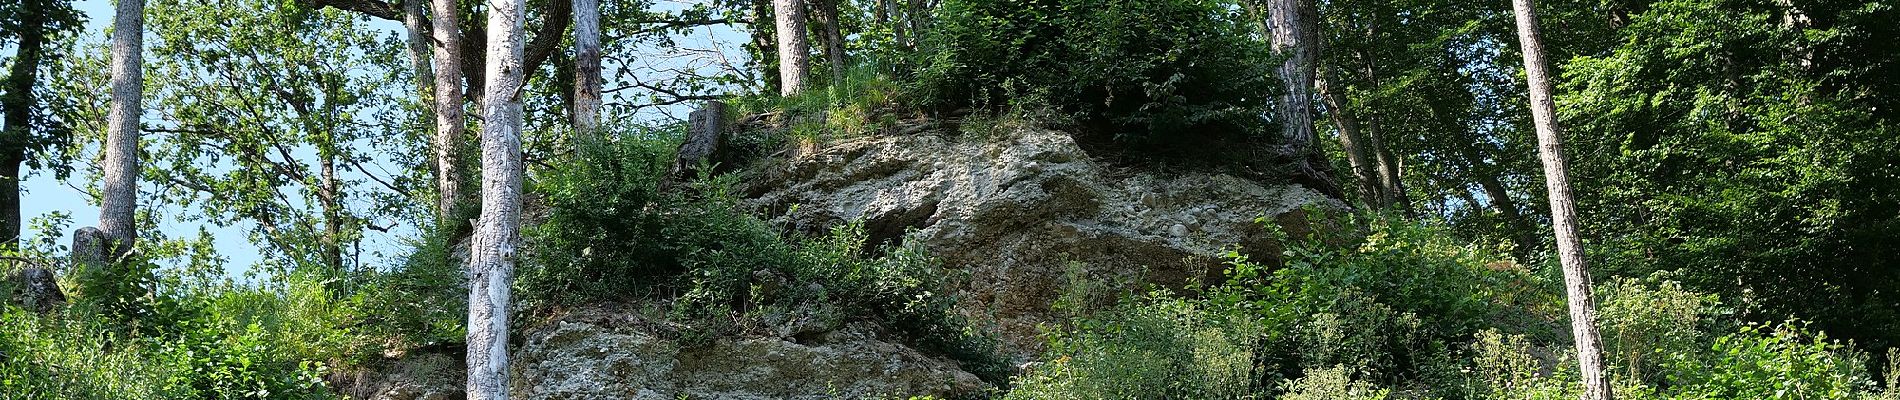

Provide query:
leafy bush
left=918, top=0, right=1275, bottom=151
left=1005, top=292, right=1259, bottom=400
left=521, top=133, right=1008, bottom=383
left=1280, top=365, right=1392, bottom=400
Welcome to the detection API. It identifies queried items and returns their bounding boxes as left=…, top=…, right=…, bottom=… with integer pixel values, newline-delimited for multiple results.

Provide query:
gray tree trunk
left=811, top=0, right=846, bottom=84
left=0, top=0, right=52, bottom=249
left=750, top=0, right=781, bottom=95
left=1316, top=72, right=1381, bottom=207
left=773, top=0, right=811, bottom=95
left=1511, top=0, right=1614, bottom=399
left=1267, top=0, right=1317, bottom=150
left=402, top=0, right=435, bottom=125
left=468, top=0, right=526, bottom=397
left=573, top=0, right=601, bottom=137
left=100, top=0, right=145, bottom=255
left=431, top=0, right=467, bottom=219
left=1266, top=0, right=1340, bottom=198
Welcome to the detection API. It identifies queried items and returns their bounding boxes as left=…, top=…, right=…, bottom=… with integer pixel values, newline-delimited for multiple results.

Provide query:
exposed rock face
left=510, top=307, right=984, bottom=400
left=745, top=127, right=1339, bottom=353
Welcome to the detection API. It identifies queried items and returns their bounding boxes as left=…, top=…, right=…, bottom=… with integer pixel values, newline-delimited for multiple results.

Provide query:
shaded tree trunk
left=1266, top=0, right=1341, bottom=198
left=431, top=0, right=467, bottom=219
left=1317, top=71, right=1381, bottom=208
left=1512, top=0, right=1613, bottom=399
left=1367, top=121, right=1412, bottom=214
left=100, top=0, right=146, bottom=255
left=811, top=0, right=847, bottom=84
left=468, top=0, right=526, bottom=397
left=750, top=0, right=781, bottom=95
left=0, top=0, right=50, bottom=249
left=773, top=0, right=811, bottom=95
left=573, top=0, right=601, bottom=137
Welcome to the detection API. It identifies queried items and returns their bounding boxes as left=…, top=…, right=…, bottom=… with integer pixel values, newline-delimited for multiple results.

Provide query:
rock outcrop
left=744, top=126, right=1339, bottom=353
left=367, top=307, right=986, bottom=400
left=511, top=307, right=985, bottom=400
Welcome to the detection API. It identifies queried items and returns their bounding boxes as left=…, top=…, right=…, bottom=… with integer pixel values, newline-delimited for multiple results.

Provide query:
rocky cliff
left=744, top=125, right=1338, bottom=354
left=364, top=121, right=1336, bottom=399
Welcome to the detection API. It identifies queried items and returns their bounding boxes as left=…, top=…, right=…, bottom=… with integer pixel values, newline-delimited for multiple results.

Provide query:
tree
left=428, top=0, right=466, bottom=220
left=99, top=0, right=145, bottom=255
left=1511, top=0, right=1612, bottom=398
left=1, top=0, right=81, bottom=249
left=573, top=0, right=601, bottom=137
left=809, top=0, right=845, bottom=83
left=1265, top=0, right=1339, bottom=198
left=468, top=0, right=526, bottom=396
left=772, top=0, right=810, bottom=95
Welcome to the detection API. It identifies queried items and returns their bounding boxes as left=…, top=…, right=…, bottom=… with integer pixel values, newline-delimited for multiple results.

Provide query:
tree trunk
left=773, top=0, right=811, bottom=95
left=811, top=0, right=847, bottom=84
left=431, top=0, right=467, bottom=220
left=468, top=0, right=526, bottom=397
left=0, top=0, right=49, bottom=249
left=1467, top=148, right=1539, bottom=253
left=1511, top=0, right=1613, bottom=399
left=100, top=0, right=146, bottom=255
left=1266, top=0, right=1340, bottom=198
left=750, top=0, right=781, bottom=95
left=402, top=0, right=434, bottom=125
left=1367, top=123, right=1412, bottom=214
left=573, top=0, right=601, bottom=138
left=1316, top=71, right=1381, bottom=208
left=320, top=150, right=344, bottom=275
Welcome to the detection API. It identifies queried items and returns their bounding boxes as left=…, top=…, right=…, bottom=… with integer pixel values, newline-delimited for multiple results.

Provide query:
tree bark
left=811, top=0, right=847, bottom=84
left=430, top=0, right=467, bottom=219
left=573, top=0, right=601, bottom=138
left=773, top=0, right=811, bottom=95
left=100, top=0, right=146, bottom=255
left=0, top=0, right=50, bottom=249
left=468, top=0, right=526, bottom=397
left=1512, top=0, right=1613, bottom=398
left=1316, top=71, right=1381, bottom=208
left=750, top=0, right=781, bottom=95
left=1367, top=122, right=1412, bottom=214
left=1266, top=0, right=1340, bottom=198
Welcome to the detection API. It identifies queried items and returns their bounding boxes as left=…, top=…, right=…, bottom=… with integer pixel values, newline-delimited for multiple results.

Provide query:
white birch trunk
left=1511, top=0, right=1614, bottom=398
left=468, top=0, right=526, bottom=397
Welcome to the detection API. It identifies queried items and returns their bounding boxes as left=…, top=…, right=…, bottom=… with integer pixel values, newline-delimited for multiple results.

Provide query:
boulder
left=510, top=307, right=985, bottom=400
left=744, top=126, right=1341, bottom=354
left=5, top=266, right=64, bottom=313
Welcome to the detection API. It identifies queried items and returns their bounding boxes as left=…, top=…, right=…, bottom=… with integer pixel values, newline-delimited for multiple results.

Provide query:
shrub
left=520, top=132, right=1009, bottom=383
left=1006, top=292, right=1259, bottom=400
left=918, top=0, right=1276, bottom=151
left=1665, top=321, right=1875, bottom=400
left=1279, top=365, right=1392, bottom=400
left=1597, top=274, right=1721, bottom=385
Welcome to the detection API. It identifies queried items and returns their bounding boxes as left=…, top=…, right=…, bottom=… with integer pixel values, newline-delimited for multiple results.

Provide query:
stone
left=672, top=101, right=730, bottom=180
left=744, top=126, right=1341, bottom=354
left=508, top=307, right=985, bottom=400
left=5, top=266, right=64, bottom=313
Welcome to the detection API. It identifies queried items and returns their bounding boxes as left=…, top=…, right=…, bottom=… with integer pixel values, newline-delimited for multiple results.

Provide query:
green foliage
left=521, top=132, right=1008, bottom=383
left=918, top=0, right=1275, bottom=152
left=1008, top=215, right=1899, bottom=399
left=1005, top=292, right=1259, bottom=400
left=1279, top=366, right=1392, bottom=400
left=0, top=270, right=354, bottom=399
left=1556, top=0, right=1900, bottom=353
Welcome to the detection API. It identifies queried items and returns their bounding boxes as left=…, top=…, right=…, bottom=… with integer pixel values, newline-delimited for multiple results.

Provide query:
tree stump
left=5, top=266, right=65, bottom=313
left=671, top=101, right=730, bottom=181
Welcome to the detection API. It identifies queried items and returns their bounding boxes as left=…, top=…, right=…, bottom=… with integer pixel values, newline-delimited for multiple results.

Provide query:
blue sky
left=19, top=0, right=748, bottom=276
